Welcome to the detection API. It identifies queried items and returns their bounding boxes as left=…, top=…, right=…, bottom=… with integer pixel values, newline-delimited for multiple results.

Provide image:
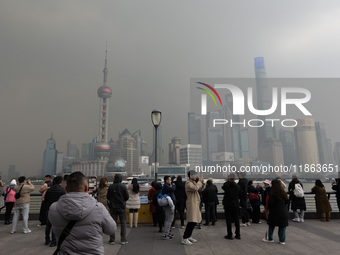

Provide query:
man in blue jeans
left=11, top=176, right=35, bottom=234
left=107, top=174, right=129, bottom=245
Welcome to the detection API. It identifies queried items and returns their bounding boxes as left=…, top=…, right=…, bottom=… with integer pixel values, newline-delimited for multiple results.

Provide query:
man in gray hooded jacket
left=49, top=172, right=116, bottom=255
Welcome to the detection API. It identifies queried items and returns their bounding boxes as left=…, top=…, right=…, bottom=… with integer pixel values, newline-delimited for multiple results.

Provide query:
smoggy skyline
left=1, top=1, right=340, bottom=176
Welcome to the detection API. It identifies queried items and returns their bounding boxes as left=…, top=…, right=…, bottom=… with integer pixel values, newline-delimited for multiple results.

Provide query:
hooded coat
left=49, top=192, right=116, bottom=255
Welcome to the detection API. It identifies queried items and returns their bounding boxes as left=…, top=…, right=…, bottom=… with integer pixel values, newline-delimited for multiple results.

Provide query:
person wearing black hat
left=222, top=173, right=241, bottom=240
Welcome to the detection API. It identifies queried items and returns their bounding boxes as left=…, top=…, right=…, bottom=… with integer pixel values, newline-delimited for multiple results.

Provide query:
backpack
left=157, top=186, right=169, bottom=207
left=248, top=192, right=259, bottom=202
left=294, top=183, right=304, bottom=198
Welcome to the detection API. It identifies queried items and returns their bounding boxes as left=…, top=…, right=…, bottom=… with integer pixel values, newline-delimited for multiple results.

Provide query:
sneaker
left=246, top=222, right=251, bottom=226
left=23, top=229, right=32, bottom=234
left=10, top=231, right=15, bottom=234
left=49, top=243, right=56, bottom=247
left=169, top=234, right=175, bottom=238
left=262, top=238, right=274, bottom=243
left=240, top=223, right=247, bottom=227
left=45, top=240, right=51, bottom=246
left=224, top=235, right=233, bottom=240
left=181, top=225, right=185, bottom=229
left=181, top=239, right=193, bottom=245
left=171, top=226, right=175, bottom=229
left=163, top=234, right=173, bottom=240
left=292, top=218, right=300, bottom=222
left=120, top=241, right=128, bottom=245
left=280, top=242, right=286, bottom=245
left=188, top=237, right=197, bottom=243
left=300, top=218, right=304, bottom=223
left=109, top=241, right=115, bottom=245
left=235, top=236, right=241, bottom=240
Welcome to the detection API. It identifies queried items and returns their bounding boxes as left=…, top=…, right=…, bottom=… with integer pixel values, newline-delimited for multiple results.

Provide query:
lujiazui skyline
left=1, top=1, right=340, bottom=176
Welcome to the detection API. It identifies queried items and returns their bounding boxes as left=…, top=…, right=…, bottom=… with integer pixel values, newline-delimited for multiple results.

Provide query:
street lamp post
left=151, top=110, right=161, bottom=182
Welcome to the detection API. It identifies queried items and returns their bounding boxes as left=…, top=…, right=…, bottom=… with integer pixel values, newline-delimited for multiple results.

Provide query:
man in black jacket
left=107, top=174, right=129, bottom=245
left=237, top=172, right=249, bottom=226
left=173, top=176, right=186, bottom=228
left=202, top=180, right=216, bottom=226
left=44, top=176, right=66, bottom=247
left=222, top=173, right=241, bottom=240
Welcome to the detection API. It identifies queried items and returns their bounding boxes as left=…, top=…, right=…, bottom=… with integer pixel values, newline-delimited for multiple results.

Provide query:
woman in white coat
left=126, top=178, right=140, bottom=228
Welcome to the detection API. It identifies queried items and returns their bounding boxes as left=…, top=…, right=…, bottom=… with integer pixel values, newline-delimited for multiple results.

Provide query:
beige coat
left=185, top=180, right=204, bottom=223
left=14, top=183, right=35, bottom=205
left=97, top=186, right=110, bottom=212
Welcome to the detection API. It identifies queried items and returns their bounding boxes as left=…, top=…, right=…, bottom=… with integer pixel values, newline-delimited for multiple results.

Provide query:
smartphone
left=26, top=178, right=30, bottom=182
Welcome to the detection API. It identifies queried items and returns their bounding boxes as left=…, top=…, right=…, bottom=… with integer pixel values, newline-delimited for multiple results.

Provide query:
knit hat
left=10, top=179, right=17, bottom=185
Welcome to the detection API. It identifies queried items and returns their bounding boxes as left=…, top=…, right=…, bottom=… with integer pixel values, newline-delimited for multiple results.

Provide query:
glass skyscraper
left=41, top=134, right=57, bottom=176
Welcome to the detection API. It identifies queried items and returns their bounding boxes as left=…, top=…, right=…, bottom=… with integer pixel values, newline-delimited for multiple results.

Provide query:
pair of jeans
left=183, top=222, right=196, bottom=239
left=45, top=209, right=56, bottom=244
left=163, top=205, right=174, bottom=235
left=109, top=208, right=127, bottom=242
left=240, top=203, right=249, bottom=223
left=204, top=202, right=216, bottom=224
left=5, top=202, right=15, bottom=222
left=293, top=210, right=305, bottom=219
left=11, top=203, right=30, bottom=232
left=225, top=208, right=240, bottom=237
left=266, top=225, right=286, bottom=242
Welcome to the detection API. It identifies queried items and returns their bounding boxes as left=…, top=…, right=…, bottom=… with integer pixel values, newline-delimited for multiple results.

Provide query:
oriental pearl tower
left=94, top=47, right=112, bottom=159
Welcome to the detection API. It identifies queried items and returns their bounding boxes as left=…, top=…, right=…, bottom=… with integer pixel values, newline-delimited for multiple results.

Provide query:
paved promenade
left=1, top=219, right=339, bottom=254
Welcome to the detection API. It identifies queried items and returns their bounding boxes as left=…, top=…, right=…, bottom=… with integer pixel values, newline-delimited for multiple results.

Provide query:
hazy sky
left=1, top=1, right=340, bottom=177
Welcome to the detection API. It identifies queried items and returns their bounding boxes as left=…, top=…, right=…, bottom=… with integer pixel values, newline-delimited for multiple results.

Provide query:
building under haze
left=7, top=165, right=20, bottom=182
left=41, top=134, right=58, bottom=176
left=180, top=144, right=202, bottom=170
left=279, top=129, right=298, bottom=166
left=294, top=118, right=320, bottom=167
left=188, top=112, right=201, bottom=145
left=315, top=122, right=332, bottom=165
left=169, top=137, right=181, bottom=164
left=73, top=48, right=112, bottom=176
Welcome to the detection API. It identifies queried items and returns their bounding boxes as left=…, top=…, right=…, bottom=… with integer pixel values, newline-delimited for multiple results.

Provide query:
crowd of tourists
left=0, top=172, right=339, bottom=254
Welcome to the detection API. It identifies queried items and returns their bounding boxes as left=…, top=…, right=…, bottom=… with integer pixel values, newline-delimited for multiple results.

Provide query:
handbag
left=53, top=220, right=77, bottom=255
left=157, top=186, right=169, bottom=207
left=14, top=185, right=24, bottom=200
left=248, top=192, right=259, bottom=202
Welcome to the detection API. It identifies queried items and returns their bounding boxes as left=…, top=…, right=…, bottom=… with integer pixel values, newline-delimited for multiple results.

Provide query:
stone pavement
left=1, top=219, right=339, bottom=254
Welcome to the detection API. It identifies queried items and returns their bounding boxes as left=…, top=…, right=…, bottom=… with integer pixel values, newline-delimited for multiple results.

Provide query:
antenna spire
left=103, top=42, right=108, bottom=85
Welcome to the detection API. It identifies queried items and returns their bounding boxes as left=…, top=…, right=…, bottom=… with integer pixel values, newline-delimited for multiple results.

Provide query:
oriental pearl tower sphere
left=94, top=47, right=112, bottom=159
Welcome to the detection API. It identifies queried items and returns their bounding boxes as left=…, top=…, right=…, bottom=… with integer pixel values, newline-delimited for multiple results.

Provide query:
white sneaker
left=10, top=231, right=15, bottom=234
left=280, top=242, right=286, bottom=245
left=240, top=223, right=247, bottom=227
left=262, top=238, right=274, bottom=243
left=292, top=218, right=300, bottom=222
left=246, top=222, right=251, bottom=226
left=188, top=237, right=197, bottom=243
left=23, top=229, right=31, bottom=234
left=300, top=218, right=304, bottom=223
left=181, top=239, right=193, bottom=245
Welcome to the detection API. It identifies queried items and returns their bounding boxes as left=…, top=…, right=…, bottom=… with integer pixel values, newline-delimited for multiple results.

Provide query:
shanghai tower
left=254, top=57, right=276, bottom=145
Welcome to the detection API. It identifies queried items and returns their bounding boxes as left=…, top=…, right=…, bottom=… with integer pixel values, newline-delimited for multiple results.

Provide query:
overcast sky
left=1, top=1, right=340, bottom=177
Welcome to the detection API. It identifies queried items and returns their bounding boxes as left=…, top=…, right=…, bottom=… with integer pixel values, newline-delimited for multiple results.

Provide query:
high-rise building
left=259, top=138, right=285, bottom=169
left=294, top=118, right=319, bottom=166
left=168, top=137, right=181, bottom=164
left=279, top=129, right=298, bottom=166
left=180, top=144, right=202, bottom=169
left=206, top=111, right=225, bottom=161
left=315, top=122, right=332, bottom=165
left=254, top=57, right=277, bottom=149
left=113, top=129, right=138, bottom=175
left=333, top=142, right=340, bottom=166
left=41, top=133, right=57, bottom=176
left=56, top=152, right=64, bottom=174
left=63, top=140, right=80, bottom=173
left=7, top=165, right=20, bottom=181
left=188, top=112, right=201, bottom=145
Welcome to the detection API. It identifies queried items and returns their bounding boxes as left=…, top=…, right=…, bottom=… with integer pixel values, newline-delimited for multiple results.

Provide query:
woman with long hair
left=126, top=178, right=140, bottom=228
left=312, top=179, right=332, bottom=221
left=148, top=181, right=157, bottom=226
left=97, top=177, right=109, bottom=212
left=263, top=180, right=289, bottom=245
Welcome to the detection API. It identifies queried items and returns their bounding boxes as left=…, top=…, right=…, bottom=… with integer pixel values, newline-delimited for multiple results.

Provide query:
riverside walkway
left=1, top=219, right=339, bottom=255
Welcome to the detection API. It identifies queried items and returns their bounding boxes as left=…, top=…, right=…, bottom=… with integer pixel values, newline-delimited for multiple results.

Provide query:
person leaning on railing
left=331, top=178, right=340, bottom=213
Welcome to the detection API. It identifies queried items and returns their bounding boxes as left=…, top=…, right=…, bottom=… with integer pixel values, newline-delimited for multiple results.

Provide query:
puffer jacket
left=49, top=192, right=116, bottom=255
left=126, top=184, right=140, bottom=209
